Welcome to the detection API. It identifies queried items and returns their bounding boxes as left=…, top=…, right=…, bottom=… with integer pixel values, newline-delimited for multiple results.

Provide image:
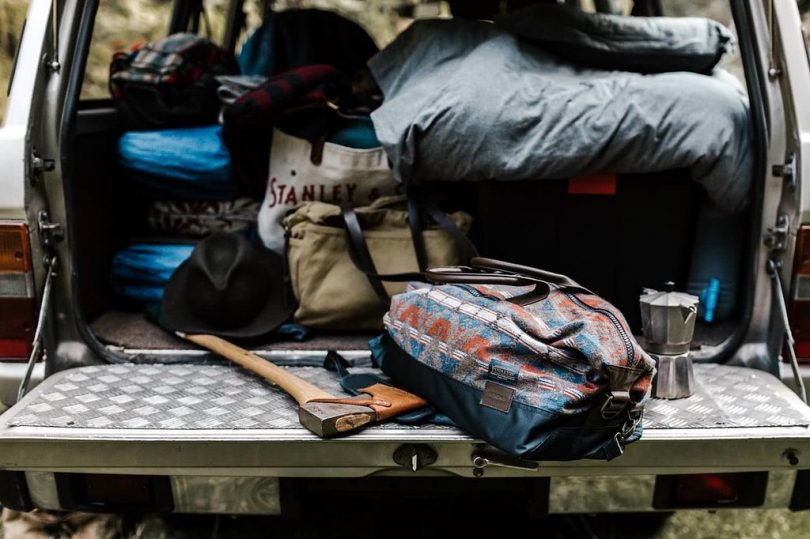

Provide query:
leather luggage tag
left=480, top=381, right=515, bottom=413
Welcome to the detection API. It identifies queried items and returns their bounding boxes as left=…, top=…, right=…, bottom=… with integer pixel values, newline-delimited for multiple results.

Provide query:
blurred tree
left=0, top=0, right=29, bottom=123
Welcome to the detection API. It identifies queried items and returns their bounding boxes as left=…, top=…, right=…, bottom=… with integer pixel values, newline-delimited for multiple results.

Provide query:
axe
left=179, top=333, right=428, bottom=437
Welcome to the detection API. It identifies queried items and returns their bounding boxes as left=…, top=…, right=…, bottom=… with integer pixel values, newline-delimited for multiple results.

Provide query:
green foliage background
left=0, top=0, right=28, bottom=122
left=3, top=0, right=807, bottom=120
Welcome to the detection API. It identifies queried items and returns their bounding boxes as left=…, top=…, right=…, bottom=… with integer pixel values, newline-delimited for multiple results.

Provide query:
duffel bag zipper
left=453, top=284, right=500, bottom=301
left=562, top=290, right=634, bottom=364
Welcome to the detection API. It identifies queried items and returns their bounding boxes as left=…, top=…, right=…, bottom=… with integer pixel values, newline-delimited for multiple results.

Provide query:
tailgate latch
left=37, top=211, right=63, bottom=248
left=764, top=214, right=790, bottom=253
left=772, top=152, right=797, bottom=190
left=29, top=147, right=55, bottom=185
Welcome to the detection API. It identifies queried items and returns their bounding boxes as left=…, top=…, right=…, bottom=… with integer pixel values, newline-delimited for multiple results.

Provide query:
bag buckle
left=600, top=390, right=631, bottom=419
left=621, top=407, right=643, bottom=438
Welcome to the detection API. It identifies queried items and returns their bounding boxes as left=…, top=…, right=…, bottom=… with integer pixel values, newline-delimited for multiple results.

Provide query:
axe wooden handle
left=181, top=333, right=334, bottom=404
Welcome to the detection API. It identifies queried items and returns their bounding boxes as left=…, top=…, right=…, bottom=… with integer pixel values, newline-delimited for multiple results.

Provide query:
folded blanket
left=117, top=125, right=237, bottom=200
left=369, top=19, right=753, bottom=212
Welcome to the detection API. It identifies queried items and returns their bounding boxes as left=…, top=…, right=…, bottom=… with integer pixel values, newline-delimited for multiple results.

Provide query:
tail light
left=0, top=222, right=35, bottom=360
left=672, top=473, right=738, bottom=504
left=654, top=472, right=768, bottom=509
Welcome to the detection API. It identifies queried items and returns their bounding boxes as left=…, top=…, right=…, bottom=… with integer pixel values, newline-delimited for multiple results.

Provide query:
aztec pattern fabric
left=146, top=198, right=260, bottom=237
left=378, top=280, right=655, bottom=460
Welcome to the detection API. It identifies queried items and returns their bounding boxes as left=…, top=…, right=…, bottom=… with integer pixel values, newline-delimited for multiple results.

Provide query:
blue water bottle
left=687, top=202, right=743, bottom=323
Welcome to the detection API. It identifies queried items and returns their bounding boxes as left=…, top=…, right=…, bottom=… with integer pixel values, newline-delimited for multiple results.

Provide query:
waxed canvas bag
left=282, top=196, right=474, bottom=330
left=371, top=258, right=656, bottom=461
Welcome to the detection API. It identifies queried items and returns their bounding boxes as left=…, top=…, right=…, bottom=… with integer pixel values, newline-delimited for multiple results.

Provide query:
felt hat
left=162, top=233, right=293, bottom=338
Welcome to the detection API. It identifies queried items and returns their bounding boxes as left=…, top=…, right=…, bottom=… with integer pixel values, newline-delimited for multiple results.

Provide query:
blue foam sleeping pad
left=117, top=125, right=238, bottom=200
left=111, top=243, right=195, bottom=304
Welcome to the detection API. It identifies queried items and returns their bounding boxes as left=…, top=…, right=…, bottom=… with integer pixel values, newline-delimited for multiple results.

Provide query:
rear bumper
left=0, top=425, right=808, bottom=476
left=1, top=362, right=810, bottom=513
left=7, top=468, right=805, bottom=515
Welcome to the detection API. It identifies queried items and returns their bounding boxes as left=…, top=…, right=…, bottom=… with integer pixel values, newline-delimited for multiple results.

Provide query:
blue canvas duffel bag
left=371, top=258, right=656, bottom=461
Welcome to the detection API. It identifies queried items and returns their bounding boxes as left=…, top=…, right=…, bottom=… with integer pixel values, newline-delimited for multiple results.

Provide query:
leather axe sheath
left=179, top=333, right=428, bottom=437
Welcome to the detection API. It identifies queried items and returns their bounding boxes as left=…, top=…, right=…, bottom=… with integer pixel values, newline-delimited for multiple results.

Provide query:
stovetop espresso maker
left=639, top=282, right=700, bottom=399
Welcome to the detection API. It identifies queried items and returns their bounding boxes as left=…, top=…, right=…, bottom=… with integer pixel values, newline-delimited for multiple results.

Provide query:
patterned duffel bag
left=371, top=257, right=655, bottom=461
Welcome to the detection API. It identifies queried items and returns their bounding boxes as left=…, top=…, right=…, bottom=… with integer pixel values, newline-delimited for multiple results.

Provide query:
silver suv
left=0, top=0, right=809, bottom=517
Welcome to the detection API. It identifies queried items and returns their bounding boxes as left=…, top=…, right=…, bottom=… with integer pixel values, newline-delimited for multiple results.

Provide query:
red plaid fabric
left=222, top=65, right=347, bottom=129
left=222, top=65, right=350, bottom=198
left=110, top=33, right=234, bottom=88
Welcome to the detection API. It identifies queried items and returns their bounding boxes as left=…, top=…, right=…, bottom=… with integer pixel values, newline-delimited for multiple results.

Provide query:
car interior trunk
left=60, top=0, right=754, bottom=363
left=73, top=125, right=743, bottom=359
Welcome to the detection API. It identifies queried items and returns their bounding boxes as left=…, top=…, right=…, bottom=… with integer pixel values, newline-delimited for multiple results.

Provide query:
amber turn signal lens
left=0, top=223, right=31, bottom=272
left=0, top=222, right=34, bottom=359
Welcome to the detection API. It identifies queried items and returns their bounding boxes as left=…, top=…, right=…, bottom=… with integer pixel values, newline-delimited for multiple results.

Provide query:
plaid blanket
left=109, top=33, right=236, bottom=130
left=110, top=33, right=234, bottom=89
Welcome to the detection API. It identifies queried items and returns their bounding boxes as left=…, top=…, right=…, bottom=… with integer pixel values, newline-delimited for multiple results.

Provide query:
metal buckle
left=600, top=390, right=631, bottom=419
left=612, top=432, right=626, bottom=456
left=610, top=408, right=643, bottom=457
left=621, top=408, right=643, bottom=439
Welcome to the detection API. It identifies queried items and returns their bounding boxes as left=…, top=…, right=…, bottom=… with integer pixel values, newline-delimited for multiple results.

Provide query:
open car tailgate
left=2, top=360, right=810, bottom=474
left=2, top=361, right=810, bottom=512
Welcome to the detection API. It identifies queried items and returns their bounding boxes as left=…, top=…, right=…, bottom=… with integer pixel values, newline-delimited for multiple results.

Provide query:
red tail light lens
left=0, top=222, right=35, bottom=360
left=673, top=473, right=739, bottom=504
left=654, top=472, right=768, bottom=509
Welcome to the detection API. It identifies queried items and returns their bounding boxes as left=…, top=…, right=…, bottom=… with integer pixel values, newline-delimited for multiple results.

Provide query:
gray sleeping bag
left=369, top=18, right=753, bottom=213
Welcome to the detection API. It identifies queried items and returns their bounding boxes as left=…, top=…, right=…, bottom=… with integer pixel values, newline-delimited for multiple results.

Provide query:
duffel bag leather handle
left=423, top=258, right=593, bottom=306
left=471, top=258, right=589, bottom=292
left=423, top=265, right=551, bottom=306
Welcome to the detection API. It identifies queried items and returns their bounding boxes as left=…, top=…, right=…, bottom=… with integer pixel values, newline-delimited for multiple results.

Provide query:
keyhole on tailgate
left=393, top=444, right=437, bottom=472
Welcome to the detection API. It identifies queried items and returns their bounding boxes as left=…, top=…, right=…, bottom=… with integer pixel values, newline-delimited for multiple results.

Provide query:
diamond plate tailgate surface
left=7, top=364, right=439, bottom=431
left=5, top=363, right=809, bottom=431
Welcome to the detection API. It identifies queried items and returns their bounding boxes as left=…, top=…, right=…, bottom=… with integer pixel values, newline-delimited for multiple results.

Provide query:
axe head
left=298, top=401, right=377, bottom=438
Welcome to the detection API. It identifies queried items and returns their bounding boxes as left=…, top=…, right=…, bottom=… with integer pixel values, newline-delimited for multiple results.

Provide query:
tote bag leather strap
left=340, top=201, right=478, bottom=304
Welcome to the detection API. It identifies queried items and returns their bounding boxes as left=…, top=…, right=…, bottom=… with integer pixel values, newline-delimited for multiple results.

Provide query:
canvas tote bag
left=258, top=129, right=400, bottom=253
left=283, top=196, right=474, bottom=330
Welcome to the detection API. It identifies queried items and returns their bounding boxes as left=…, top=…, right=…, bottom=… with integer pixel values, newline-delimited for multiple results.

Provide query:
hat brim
left=161, top=247, right=295, bottom=339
